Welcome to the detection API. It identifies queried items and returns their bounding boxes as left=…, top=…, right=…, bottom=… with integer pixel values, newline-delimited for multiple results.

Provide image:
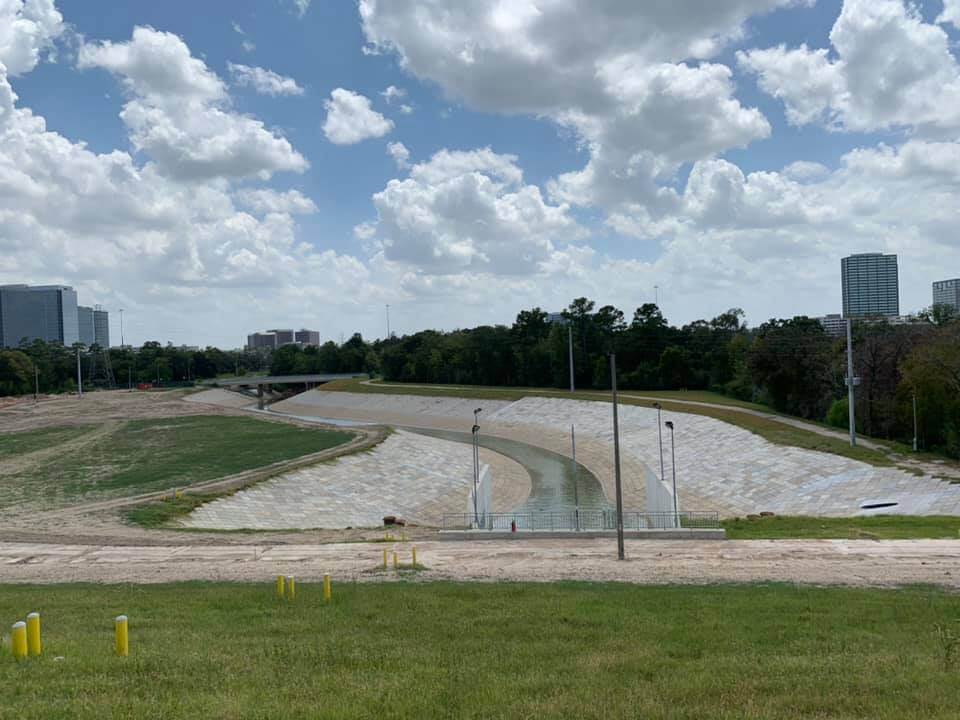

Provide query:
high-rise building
left=933, top=279, right=960, bottom=312
left=77, top=305, right=95, bottom=346
left=817, top=314, right=847, bottom=337
left=93, top=306, right=110, bottom=348
left=267, top=329, right=295, bottom=345
left=841, top=253, right=899, bottom=318
left=0, top=284, right=79, bottom=348
left=247, top=332, right=278, bottom=350
left=295, top=329, right=320, bottom=346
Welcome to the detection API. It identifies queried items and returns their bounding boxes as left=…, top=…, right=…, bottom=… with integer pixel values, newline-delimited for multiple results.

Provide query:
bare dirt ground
left=3, top=538, right=959, bottom=589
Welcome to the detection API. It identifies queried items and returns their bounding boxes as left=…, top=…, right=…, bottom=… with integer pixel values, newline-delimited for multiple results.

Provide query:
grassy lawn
left=0, top=426, right=91, bottom=458
left=0, top=416, right=354, bottom=511
left=2, top=582, right=960, bottom=719
left=321, top=378, right=900, bottom=469
left=723, top=515, right=960, bottom=540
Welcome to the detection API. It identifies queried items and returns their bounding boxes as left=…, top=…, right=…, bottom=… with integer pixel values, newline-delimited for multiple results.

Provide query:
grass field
left=0, top=416, right=354, bottom=511
left=723, top=515, right=960, bottom=540
left=2, top=582, right=960, bottom=719
left=320, top=378, right=902, bottom=469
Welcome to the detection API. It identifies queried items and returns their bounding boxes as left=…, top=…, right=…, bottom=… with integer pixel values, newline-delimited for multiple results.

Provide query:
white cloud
left=739, top=0, right=960, bottom=133
left=938, top=0, right=960, bottom=29
left=78, top=26, right=307, bottom=180
left=323, top=88, right=393, bottom=144
left=371, top=148, right=585, bottom=275
left=228, top=62, right=304, bottom=96
left=241, top=40, right=255, bottom=54
left=399, top=103, right=413, bottom=115
left=380, top=85, right=406, bottom=103
left=386, top=141, right=410, bottom=169
left=292, top=0, right=310, bottom=17
left=353, top=221, right=377, bottom=240
left=0, top=0, right=64, bottom=76
left=234, top=188, right=317, bottom=214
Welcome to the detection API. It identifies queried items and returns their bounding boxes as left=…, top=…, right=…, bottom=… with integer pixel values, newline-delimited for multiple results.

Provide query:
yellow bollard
left=11, top=621, right=27, bottom=660
left=382, top=548, right=388, bottom=570
left=26, top=612, right=41, bottom=656
left=286, top=576, right=296, bottom=601
left=392, top=551, right=398, bottom=570
left=276, top=575, right=286, bottom=600
left=412, top=546, right=417, bottom=567
left=175, top=488, right=181, bottom=500
left=115, top=615, right=129, bottom=657
left=323, top=574, right=332, bottom=602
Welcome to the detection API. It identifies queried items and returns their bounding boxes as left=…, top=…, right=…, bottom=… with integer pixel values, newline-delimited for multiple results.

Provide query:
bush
left=826, top=398, right=849, bottom=429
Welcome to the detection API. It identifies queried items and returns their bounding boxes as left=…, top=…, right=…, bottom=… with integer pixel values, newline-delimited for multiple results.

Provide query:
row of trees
left=2, top=299, right=957, bottom=456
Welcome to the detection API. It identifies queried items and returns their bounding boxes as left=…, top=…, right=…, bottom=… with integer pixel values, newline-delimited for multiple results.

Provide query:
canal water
left=406, top=428, right=611, bottom=514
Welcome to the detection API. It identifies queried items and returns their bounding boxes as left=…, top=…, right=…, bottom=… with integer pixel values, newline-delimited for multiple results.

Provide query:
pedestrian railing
left=441, top=510, right=720, bottom=531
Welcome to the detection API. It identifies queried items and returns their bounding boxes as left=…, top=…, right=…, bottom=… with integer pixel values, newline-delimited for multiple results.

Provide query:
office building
left=93, top=306, right=110, bottom=347
left=933, top=279, right=960, bottom=312
left=817, top=314, right=847, bottom=337
left=841, top=253, right=899, bottom=318
left=0, top=284, right=79, bottom=348
left=247, top=331, right=279, bottom=350
left=295, top=329, right=320, bottom=346
left=77, top=305, right=95, bottom=346
left=267, top=329, right=295, bottom=345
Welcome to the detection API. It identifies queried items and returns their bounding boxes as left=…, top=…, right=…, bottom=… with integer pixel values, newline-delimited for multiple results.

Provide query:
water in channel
left=406, top=427, right=611, bottom=514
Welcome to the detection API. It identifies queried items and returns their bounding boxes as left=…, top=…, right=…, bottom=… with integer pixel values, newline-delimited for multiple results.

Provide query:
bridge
left=210, top=373, right=366, bottom=409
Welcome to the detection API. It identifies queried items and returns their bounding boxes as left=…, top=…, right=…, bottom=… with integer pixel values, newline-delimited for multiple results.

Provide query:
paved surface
left=181, top=429, right=530, bottom=530
left=3, top=539, right=959, bottom=588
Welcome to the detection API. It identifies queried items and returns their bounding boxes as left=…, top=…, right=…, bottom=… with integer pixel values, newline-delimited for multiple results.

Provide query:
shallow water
left=407, top=427, right=611, bottom=514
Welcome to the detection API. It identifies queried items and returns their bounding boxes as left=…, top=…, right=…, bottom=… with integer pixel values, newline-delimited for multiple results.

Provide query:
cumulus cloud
left=228, top=62, right=304, bottom=96
left=380, top=85, right=406, bottom=103
left=323, top=88, right=393, bottom=144
left=0, top=0, right=63, bottom=76
left=78, top=27, right=307, bottom=180
left=291, top=0, right=310, bottom=17
left=938, top=0, right=960, bottom=29
left=234, top=188, right=317, bottom=214
left=370, top=148, right=585, bottom=275
left=386, top=141, right=410, bottom=169
left=739, top=0, right=960, bottom=134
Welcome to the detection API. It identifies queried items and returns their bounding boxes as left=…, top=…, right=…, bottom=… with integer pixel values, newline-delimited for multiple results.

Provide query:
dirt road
left=3, top=538, right=959, bottom=588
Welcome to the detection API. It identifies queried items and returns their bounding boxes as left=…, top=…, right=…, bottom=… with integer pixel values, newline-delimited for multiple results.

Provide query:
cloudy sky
left=2, top=0, right=959, bottom=347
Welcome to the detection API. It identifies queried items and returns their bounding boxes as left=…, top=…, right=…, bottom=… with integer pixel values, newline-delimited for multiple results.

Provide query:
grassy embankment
left=319, top=378, right=900, bottom=469
left=3, top=582, right=960, bottom=719
left=723, top=515, right=960, bottom=540
left=0, top=416, right=354, bottom=512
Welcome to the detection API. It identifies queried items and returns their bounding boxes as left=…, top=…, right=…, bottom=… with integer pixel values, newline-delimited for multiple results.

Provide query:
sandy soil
left=3, top=538, right=959, bottom=588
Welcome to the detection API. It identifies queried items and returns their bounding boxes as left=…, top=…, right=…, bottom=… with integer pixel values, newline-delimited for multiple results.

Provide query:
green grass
left=0, top=416, right=354, bottom=511
left=723, top=515, right=960, bottom=540
left=124, top=493, right=227, bottom=529
left=2, top=582, right=960, bottom=719
left=322, top=378, right=900, bottom=469
left=0, top=425, right=91, bottom=458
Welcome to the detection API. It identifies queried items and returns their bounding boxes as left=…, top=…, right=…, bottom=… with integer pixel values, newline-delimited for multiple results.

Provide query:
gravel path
left=3, top=538, right=959, bottom=588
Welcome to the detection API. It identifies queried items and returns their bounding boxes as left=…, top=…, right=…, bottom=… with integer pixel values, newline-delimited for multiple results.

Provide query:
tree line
left=2, top=299, right=957, bottom=456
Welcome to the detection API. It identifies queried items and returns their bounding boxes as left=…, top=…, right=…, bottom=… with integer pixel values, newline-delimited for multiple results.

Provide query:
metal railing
left=441, top=510, right=720, bottom=531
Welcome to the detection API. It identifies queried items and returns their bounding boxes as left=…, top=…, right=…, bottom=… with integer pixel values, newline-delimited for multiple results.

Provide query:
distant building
left=93, top=306, right=110, bottom=348
left=0, top=284, right=79, bottom=348
left=267, top=329, right=295, bottom=345
left=817, top=314, right=847, bottom=337
left=295, top=329, right=320, bottom=346
left=247, top=332, right=279, bottom=350
left=933, top=278, right=960, bottom=312
left=77, top=305, right=95, bottom=346
left=841, top=253, right=900, bottom=318
left=546, top=312, right=567, bottom=324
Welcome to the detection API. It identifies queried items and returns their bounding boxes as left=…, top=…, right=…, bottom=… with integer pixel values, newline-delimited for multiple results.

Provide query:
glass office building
left=841, top=253, right=900, bottom=318
left=0, top=284, right=79, bottom=348
left=933, top=279, right=960, bottom=312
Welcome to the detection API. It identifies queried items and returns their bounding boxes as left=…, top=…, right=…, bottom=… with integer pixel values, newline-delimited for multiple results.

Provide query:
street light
left=664, top=421, right=680, bottom=528
left=610, top=353, right=624, bottom=560
left=472, top=408, right=483, bottom=527
left=652, top=402, right=666, bottom=490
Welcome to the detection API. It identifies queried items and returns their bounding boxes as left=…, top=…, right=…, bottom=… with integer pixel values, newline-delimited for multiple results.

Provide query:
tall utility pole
left=34, top=363, right=39, bottom=405
left=913, top=392, right=919, bottom=452
left=386, top=304, right=391, bottom=340
left=653, top=402, right=666, bottom=489
left=845, top=318, right=858, bottom=447
left=567, top=323, right=575, bottom=392
left=76, top=348, right=83, bottom=398
left=654, top=285, right=659, bottom=306
left=610, top=353, right=624, bottom=560
left=119, top=309, right=125, bottom=347
left=571, top=424, right=580, bottom=531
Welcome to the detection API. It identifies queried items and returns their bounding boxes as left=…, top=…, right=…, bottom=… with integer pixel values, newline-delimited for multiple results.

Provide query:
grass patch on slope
left=723, top=514, right=960, bottom=540
left=3, top=582, right=960, bottom=719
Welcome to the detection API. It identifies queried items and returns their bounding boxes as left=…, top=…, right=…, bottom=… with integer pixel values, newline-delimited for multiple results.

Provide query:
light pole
left=665, top=421, right=680, bottom=528
left=119, top=309, right=124, bottom=348
left=76, top=347, right=83, bottom=398
left=386, top=304, right=391, bottom=340
left=568, top=323, right=575, bottom=392
left=472, top=407, right=482, bottom=527
left=571, top=424, right=580, bottom=531
left=610, top=353, right=624, bottom=560
left=845, top=318, right=859, bottom=447
left=913, top=391, right=919, bottom=452
left=33, top=361, right=39, bottom=405
left=652, top=402, right=666, bottom=489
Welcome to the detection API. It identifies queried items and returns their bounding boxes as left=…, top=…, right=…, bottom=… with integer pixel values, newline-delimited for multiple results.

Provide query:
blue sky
left=2, top=0, right=959, bottom=345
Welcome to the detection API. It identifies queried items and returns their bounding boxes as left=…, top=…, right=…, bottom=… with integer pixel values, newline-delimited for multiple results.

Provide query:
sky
left=1, top=0, right=959, bottom=347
